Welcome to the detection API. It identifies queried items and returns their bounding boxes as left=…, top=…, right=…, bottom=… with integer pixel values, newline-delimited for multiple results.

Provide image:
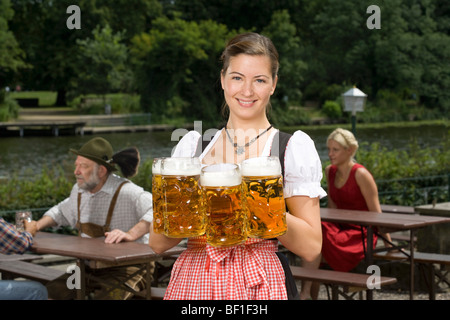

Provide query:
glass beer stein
left=152, top=158, right=165, bottom=234
left=161, top=157, right=204, bottom=238
left=241, top=156, right=287, bottom=238
left=201, top=163, right=248, bottom=247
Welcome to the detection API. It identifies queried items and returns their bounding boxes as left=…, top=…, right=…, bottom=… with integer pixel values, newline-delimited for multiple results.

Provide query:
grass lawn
left=9, top=91, right=57, bottom=107
left=8, top=91, right=141, bottom=115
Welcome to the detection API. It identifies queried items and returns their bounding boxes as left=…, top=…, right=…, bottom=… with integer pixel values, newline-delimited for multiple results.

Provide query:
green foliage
left=355, top=137, right=449, bottom=205
left=359, top=89, right=443, bottom=123
left=320, top=136, right=450, bottom=206
left=262, top=10, right=306, bottom=106
left=131, top=15, right=229, bottom=122
left=322, top=100, right=342, bottom=119
left=130, top=159, right=153, bottom=193
left=0, top=0, right=28, bottom=86
left=0, top=166, right=73, bottom=214
left=74, top=24, right=131, bottom=97
left=270, top=106, right=311, bottom=126
left=0, top=91, right=19, bottom=121
left=5, top=0, right=450, bottom=119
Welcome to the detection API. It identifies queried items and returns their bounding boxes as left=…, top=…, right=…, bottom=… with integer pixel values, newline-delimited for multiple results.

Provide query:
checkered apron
left=164, top=236, right=288, bottom=300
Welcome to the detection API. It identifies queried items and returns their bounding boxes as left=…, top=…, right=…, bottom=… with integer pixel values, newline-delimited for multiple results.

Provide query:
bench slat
left=290, top=266, right=397, bottom=288
left=0, top=260, right=65, bottom=283
left=0, top=253, right=43, bottom=262
left=374, top=251, right=450, bottom=265
left=135, top=287, right=166, bottom=300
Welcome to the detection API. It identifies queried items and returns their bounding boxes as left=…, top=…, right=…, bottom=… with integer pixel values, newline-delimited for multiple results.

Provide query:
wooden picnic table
left=30, top=232, right=185, bottom=299
left=414, top=202, right=450, bottom=254
left=320, top=207, right=450, bottom=299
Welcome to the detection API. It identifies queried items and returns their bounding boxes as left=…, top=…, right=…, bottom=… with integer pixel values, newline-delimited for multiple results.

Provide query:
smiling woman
left=149, top=32, right=326, bottom=301
left=221, top=54, right=277, bottom=126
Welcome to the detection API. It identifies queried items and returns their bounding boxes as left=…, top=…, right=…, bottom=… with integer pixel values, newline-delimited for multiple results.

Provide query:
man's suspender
left=76, top=180, right=129, bottom=237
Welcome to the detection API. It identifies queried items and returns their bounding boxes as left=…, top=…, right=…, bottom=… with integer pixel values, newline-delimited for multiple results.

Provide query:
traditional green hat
left=70, top=137, right=117, bottom=171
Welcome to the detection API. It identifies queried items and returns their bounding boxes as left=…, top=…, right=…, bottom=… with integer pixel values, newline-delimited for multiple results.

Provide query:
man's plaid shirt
left=0, top=217, right=33, bottom=254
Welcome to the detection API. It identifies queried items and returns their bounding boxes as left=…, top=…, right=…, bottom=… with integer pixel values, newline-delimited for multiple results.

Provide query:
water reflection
left=0, top=124, right=447, bottom=178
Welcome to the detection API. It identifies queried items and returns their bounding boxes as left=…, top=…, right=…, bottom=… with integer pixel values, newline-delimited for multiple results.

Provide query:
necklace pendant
left=235, top=146, right=245, bottom=155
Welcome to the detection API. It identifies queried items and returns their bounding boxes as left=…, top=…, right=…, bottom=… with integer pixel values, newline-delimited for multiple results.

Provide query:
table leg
left=366, top=226, right=373, bottom=300
left=409, top=230, right=415, bottom=300
left=77, top=259, right=86, bottom=300
left=146, top=262, right=152, bottom=300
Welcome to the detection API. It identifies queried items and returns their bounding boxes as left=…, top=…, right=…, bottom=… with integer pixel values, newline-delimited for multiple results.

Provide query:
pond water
left=0, top=123, right=447, bottom=178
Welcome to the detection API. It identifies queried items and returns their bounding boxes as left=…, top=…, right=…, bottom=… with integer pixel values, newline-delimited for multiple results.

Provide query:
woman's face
left=221, top=54, right=277, bottom=122
left=327, top=139, right=353, bottom=165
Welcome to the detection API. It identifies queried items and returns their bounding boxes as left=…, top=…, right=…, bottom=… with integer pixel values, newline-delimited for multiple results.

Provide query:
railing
left=376, top=174, right=449, bottom=206
left=320, top=174, right=449, bottom=207
left=2, top=175, right=449, bottom=218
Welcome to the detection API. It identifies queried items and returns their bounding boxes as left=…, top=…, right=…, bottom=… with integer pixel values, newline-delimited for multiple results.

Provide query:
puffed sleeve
left=171, top=130, right=201, bottom=157
left=283, top=130, right=327, bottom=199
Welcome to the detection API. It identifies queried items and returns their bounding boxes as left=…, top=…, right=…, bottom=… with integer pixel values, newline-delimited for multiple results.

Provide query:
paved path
left=14, top=108, right=177, bottom=135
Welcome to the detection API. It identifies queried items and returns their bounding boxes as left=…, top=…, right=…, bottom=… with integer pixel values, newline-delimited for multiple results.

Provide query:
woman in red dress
left=300, top=128, right=392, bottom=299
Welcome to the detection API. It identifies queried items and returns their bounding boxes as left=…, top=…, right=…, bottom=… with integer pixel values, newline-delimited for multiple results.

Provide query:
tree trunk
left=55, top=88, right=67, bottom=106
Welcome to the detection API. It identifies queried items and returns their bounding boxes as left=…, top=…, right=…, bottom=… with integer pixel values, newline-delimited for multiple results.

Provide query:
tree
left=0, top=0, right=28, bottom=89
left=371, top=0, right=450, bottom=112
left=74, top=24, right=131, bottom=100
left=9, top=0, right=162, bottom=106
left=262, top=10, right=307, bottom=107
left=131, top=15, right=230, bottom=124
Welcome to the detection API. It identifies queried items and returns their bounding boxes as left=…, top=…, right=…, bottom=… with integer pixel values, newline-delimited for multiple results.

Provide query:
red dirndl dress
left=163, top=236, right=288, bottom=300
left=321, top=164, right=378, bottom=272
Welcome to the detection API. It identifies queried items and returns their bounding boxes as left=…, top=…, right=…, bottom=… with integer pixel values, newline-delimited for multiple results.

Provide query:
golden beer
left=161, top=157, right=204, bottom=238
left=152, top=158, right=165, bottom=233
left=241, top=156, right=287, bottom=238
left=201, top=163, right=248, bottom=247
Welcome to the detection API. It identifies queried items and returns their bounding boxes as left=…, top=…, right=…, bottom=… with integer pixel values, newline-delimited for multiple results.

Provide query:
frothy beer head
left=241, top=156, right=281, bottom=177
left=152, top=158, right=163, bottom=175
left=161, top=157, right=201, bottom=176
left=201, top=163, right=241, bottom=187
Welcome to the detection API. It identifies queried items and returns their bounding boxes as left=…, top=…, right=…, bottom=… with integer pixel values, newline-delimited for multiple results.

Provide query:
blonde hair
left=327, top=128, right=359, bottom=157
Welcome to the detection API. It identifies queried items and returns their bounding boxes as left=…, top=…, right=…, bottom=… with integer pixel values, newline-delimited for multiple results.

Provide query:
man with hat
left=33, top=137, right=154, bottom=299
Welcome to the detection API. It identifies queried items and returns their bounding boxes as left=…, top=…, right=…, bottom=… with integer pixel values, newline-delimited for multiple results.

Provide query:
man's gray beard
left=78, top=166, right=100, bottom=191
left=79, top=179, right=99, bottom=191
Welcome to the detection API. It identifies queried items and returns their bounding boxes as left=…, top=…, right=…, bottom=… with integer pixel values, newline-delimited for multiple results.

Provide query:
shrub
left=321, top=137, right=450, bottom=206
left=0, top=94, right=20, bottom=121
left=322, top=100, right=342, bottom=119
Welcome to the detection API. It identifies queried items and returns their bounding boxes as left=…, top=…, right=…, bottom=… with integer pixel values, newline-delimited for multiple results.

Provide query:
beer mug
left=152, top=158, right=165, bottom=234
left=201, top=163, right=248, bottom=247
left=161, top=157, right=204, bottom=238
left=241, top=156, right=287, bottom=238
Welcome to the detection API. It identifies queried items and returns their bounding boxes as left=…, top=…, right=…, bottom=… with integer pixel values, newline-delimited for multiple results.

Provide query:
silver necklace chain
left=225, top=125, right=273, bottom=155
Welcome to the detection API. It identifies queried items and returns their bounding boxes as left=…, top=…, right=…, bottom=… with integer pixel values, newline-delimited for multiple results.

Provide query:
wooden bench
left=290, top=266, right=397, bottom=300
left=0, top=260, right=65, bottom=284
left=131, top=287, right=166, bottom=300
left=0, top=253, right=43, bottom=262
left=381, top=204, right=415, bottom=214
left=374, top=251, right=450, bottom=299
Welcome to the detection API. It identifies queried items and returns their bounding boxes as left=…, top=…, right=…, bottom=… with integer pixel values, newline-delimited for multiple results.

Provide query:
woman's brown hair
left=219, top=33, right=279, bottom=119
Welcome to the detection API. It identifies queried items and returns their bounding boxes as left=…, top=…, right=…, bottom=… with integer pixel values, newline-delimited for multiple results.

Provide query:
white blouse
left=171, top=128, right=327, bottom=199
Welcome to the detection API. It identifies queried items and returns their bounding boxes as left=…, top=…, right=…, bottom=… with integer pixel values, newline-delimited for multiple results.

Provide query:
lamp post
left=342, top=87, right=367, bottom=136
